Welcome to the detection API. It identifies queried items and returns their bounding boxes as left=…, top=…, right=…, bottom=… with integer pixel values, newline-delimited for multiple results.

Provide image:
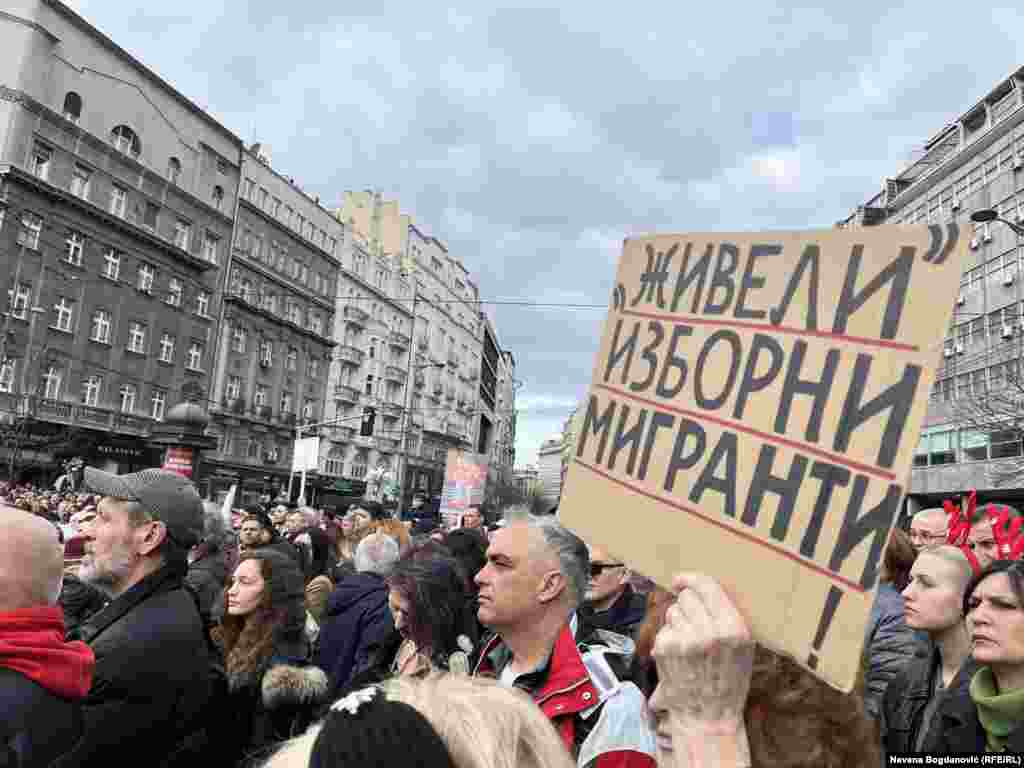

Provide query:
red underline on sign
left=620, top=309, right=920, bottom=352
left=595, top=384, right=898, bottom=482
left=574, top=458, right=867, bottom=594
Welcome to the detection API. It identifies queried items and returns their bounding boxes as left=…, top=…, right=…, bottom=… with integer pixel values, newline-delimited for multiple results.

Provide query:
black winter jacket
left=863, top=583, right=923, bottom=720
left=59, top=573, right=106, bottom=637
left=880, top=643, right=979, bottom=755
left=925, top=668, right=1024, bottom=753
left=0, top=668, right=84, bottom=768
left=185, top=549, right=230, bottom=626
left=315, top=573, right=394, bottom=697
left=579, top=585, right=648, bottom=639
left=55, top=563, right=213, bottom=768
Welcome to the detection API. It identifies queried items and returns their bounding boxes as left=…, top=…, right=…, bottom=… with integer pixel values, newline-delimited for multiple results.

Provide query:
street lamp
left=971, top=208, right=1024, bottom=237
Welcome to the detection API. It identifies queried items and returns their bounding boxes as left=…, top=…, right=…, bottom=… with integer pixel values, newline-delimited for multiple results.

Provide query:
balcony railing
left=79, top=405, right=113, bottom=429
left=332, top=425, right=356, bottom=441
left=334, top=384, right=359, bottom=403
left=384, top=365, right=407, bottom=383
left=115, top=413, right=150, bottom=434
left=36, top=398, right=72, bottom=422
left=377, top=436, right=399, bottom=452
left=381, top=402, right=403, bottom=418
left=992, top=89, right=1020, bottom=124
left=344, top=306, right=369, bottom=326
left=337, top=345, right=365, bottom=367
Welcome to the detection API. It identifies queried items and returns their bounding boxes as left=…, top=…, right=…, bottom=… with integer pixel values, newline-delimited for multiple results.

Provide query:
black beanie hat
left=311, top=687, right=456, bottom=768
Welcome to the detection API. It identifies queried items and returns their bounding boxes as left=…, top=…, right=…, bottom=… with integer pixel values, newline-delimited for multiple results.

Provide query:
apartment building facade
left=319, top=225, right=415, bottom=506
left=842, top=65, right=1024, bottom=507
left=0, top=0, right=240, bottom=479
left=199, top=146, right=339, bottom=505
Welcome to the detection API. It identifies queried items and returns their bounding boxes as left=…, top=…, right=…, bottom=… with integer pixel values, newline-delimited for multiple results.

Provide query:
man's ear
left=537, top=570, right=567, bottom=605
left=137, top=520, right=167, bottom=557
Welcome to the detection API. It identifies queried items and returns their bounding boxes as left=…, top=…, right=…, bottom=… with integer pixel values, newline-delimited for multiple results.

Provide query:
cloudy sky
left=65, top=1, right=1024, bottom=468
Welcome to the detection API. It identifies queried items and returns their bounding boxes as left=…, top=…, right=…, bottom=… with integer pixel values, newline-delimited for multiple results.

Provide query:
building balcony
left=253, top=404, right=273, bottom=421
left=389, top=330, right=411, bottom=349
left=337, top=345, right=365, bottom=367
left=78, top=405, right=114, bottom=430
left=34, top=398, right=72, bottom=423
left=344, top=306, right=369, bottom=327
left=384, top=365, right=407, bottom=383
left=377, top=436, right=399, bottom=453
left=381, top=402, right=403, bottom=418
left=445, top=424, right=463, bottom=439
left=354, top=435, right=374, bottom=450
left=334, top=384, right=360, bottom=404
left=330, top=425, right=356, bottom=441
left=115, top=413, right=151, bottom=434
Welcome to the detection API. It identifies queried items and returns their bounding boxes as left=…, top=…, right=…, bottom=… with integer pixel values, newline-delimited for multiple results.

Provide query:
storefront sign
left=163, top=446, right=194, bottom=478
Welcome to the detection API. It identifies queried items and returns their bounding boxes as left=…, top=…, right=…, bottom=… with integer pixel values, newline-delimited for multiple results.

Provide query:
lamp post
left=396, top=357, right=445, bottom=519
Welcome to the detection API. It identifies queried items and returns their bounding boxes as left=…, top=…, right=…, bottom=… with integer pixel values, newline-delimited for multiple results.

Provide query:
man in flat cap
left=56, top=468, right=213, bottom=767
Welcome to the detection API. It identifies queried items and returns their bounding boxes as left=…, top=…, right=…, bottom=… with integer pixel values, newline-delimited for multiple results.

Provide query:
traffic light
left=360, top=406, right=376, bottom=437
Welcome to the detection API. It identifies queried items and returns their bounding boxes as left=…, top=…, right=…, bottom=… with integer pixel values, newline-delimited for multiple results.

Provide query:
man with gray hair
left=1, top=506, right=95, bottom=766
left=317, top=532, right=399, bottom=697
left=55, top=467, right=213, bottom=767
left=909, top=507, right=949, bottom=554
left=472, top=516, right=656, bottom=768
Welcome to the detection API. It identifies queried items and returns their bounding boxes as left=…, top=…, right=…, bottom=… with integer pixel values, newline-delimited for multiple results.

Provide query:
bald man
left=0, top=506, right=95, bottom=767
left=909, top=508, right=949, bottom=554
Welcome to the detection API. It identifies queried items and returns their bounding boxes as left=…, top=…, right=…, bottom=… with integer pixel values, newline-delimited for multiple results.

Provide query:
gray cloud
left=65, top=0, right=1024, bottom=466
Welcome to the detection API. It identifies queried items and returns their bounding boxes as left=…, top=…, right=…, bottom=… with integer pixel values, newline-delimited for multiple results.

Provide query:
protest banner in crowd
left=560, top=224, right=965, bottom=690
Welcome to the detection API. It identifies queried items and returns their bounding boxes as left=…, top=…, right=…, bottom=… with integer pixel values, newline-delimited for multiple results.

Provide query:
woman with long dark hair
left=352, top=555, right=479, bottom=683
left=213, top=549, right=328, bottom=765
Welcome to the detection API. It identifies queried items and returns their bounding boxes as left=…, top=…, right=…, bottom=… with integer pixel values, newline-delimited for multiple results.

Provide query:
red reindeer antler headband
left=945, top=490, right=981, bottom=576
left=944, top=491, right=1024, bottom=574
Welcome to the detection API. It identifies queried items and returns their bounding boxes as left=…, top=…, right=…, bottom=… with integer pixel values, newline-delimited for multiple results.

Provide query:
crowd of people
left=4, top=468, right=1024, bottom=766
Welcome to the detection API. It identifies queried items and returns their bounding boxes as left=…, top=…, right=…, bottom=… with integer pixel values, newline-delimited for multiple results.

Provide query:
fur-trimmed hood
left=261, top=662, right=329, bottom=710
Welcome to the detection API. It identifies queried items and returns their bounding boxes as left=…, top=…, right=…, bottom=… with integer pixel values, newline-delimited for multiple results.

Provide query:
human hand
left=651, top=572, right=755, bottom=730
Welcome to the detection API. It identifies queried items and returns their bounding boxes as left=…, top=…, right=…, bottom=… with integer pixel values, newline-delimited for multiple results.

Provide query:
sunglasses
left=590, top=562, right=624, bottom=578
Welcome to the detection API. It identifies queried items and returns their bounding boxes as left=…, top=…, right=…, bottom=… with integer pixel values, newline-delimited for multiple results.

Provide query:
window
left=8, top=282, right=30, bottom=320
left=286, top=347, right=297, bottom=371
left=280, top=392, right=293, bottom=414
left=187, top=342, right=204, bottom=371
left=81, top=376, right=101, bottom=407
left=174, top=219, right=191, bottom=250
left=254, top=385, right=267, bottom=407
left=17, top=212, right=42, bottom=249
left=62, top=91, right=82, bottom=123
left=310, top=313, right=323, bottom=335
left=143, top=201, right=159, bottom=229
left=259, top=188, right=269, bottom=209
left=30, top=143, right=51, bottom=181
left=365, top=373, right=375, bottom=396
left=90, top=310, right=111, bottom=344
left=151, top=389, right=166, bottom=421
left=351, top=452, right=368, bottom=479
left=239, top=278, right=253, bottom=302
left=102, top=249, right=120, bottom=281
left=119, top=384, right=137, bottom=413
left=0, top=360, right=13, bottom=393
left=273, top=198, right=281, bottom=217
left=159, top=333, right=175, bottom=363
left=52, top=298, right=74, bottom=332
left=991, top=429, right=1023, bottom=460
left=137, top=263, right=155, bottom=293
left=231, top=326, right=246, bottom=353
left=259, top=340, right=273, bottom=367
left=166, top=278, right=182, bottom=307
left=248, top=439, right=261, bottom=460
left=195, top=290, right=210, bottom=317
left=302, top=399, right=314, bottom=421
left=111, top=125, right=141, bottom=157
left=202, top=232, right=219, bottom=265
left=212, top=186, right=224, bottom=209
left=41, top=366, right=60, bottom=400
left=70, top=164, right=92, bottom=199
left=127, top=322, right=147, bottom=353
left=243, top=178, right=255, bottom=200
left=261, top=292, right=276, bottom=314
left=307, top=359, right=320, bottom=379
left=286, top=302, right=301, bottom=325
left=166, top=157, right=181, bottom=184
left=226, top=375, right=241, bottom=400
left=109, top=185, right=127, bottom=218
left=251, top=235, right=263, bottom=262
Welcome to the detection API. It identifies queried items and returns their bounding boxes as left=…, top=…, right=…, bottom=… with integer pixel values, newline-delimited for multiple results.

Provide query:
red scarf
left=0, top=605, right=94, bottom=699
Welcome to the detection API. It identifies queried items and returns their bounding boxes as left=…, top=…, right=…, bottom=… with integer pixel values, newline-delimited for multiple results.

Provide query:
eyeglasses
left=590, top=562, right=624, bottom=578
left=909, top=530, right=946, bottom=544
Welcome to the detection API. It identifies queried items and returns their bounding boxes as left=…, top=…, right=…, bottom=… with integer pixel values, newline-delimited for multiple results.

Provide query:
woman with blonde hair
left=260, top=674, right=573, bottom=768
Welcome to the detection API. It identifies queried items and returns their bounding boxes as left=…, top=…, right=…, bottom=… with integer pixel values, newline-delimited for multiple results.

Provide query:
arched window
left=212, top=185, right=224, bottom=208
left=167, top=157, right=181, bottom=184
left=62, top=92, right=82, bottom=123
left=110, top=125, right=140, bottom=157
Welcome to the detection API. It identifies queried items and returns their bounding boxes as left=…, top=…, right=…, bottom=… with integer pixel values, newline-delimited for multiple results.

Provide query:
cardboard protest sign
left=559, top=225, right=965, bottom=690
left=440, top=449, right=489, bottom=530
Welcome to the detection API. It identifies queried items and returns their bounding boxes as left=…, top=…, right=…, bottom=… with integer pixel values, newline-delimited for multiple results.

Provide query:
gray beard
left=79, top=548, right=135, bottom=598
